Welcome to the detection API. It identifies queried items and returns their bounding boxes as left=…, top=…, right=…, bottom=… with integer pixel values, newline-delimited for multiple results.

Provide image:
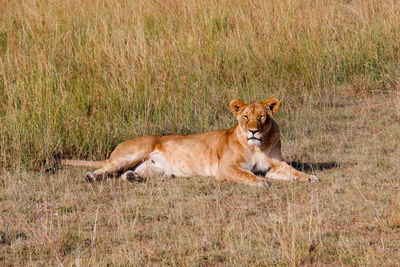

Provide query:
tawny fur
left=61, top=159, right=106, bottom=168
left=62, top=98, right=318, bottom=186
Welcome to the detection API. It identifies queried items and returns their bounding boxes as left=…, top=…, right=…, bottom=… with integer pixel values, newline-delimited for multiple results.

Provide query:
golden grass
left=1, top=92, right=399, bottom=265
left=1, top=0, right=399, bottom=167
left=1, top=0, right=400, bottom=265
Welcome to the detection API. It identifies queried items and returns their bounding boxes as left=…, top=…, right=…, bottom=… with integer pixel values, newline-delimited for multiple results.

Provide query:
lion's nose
left=249, top=129, right=259, bottom=135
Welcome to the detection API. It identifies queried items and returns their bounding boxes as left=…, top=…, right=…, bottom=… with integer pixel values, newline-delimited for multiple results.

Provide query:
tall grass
left=0, top=0, right=399, bottom=168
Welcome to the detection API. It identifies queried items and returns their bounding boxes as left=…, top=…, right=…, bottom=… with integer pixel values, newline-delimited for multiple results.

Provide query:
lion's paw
left=121, top=171, right=144, bottom=182
left=86, top=172, right=97, bottom=183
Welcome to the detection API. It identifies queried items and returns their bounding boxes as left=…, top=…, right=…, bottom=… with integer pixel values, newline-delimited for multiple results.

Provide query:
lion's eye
left=259, top=116, right=264, bottom=120
left=243, top=115, right=248, bottom=120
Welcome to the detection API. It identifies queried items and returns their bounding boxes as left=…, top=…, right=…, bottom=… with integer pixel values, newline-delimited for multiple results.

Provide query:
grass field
left=1, top=0, right=400, bottom=265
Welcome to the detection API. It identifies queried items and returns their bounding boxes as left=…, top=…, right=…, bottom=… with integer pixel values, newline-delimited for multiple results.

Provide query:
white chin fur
left=247, top=139, right=261, bottom=146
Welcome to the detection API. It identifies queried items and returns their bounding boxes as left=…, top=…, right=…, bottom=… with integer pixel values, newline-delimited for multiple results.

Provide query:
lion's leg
left=86, top=157, right=141, bottom=182
left=265, top=160, right=318, bottom=182
left=86, top=136, right=159, bottom=182
left=216, top=166, right=272, bottom=187
left=120, top=159, right=164, bottom=182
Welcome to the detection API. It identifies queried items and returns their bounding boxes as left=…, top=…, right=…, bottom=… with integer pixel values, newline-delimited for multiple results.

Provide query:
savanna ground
left=1, top=0, right=400, bottom=265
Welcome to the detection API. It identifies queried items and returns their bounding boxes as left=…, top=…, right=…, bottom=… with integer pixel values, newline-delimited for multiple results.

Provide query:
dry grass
left=1, top=92, right=399, bottom=265
left=1, top=0, right=400, bottom=265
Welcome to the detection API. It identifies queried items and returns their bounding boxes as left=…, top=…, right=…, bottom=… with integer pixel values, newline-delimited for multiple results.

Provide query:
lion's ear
left=263, top=98, right=280, bottom=116
left=229, top=99, right=245, bottom=115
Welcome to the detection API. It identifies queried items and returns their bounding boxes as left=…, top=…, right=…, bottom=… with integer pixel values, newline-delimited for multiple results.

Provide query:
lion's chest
left=241, top=151, right=270, bottom=173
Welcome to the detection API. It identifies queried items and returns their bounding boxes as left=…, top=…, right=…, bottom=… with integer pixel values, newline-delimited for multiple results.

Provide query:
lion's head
left=229, top=98, right=280, bottom=146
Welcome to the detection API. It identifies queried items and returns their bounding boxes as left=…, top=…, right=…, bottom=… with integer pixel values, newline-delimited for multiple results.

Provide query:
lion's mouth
left=247, top=137, right=261, bottom=141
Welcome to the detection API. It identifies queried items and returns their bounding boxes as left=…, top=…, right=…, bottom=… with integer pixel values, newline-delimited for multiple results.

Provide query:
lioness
left=62, top=98, right=318, bottom=186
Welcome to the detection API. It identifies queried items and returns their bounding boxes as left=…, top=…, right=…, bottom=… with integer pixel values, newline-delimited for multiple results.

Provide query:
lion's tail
left=61, top=159, right=107, bottom=168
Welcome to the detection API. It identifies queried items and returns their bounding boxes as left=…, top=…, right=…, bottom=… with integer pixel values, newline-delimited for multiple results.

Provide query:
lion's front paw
left=308, top=175, right=319, bottom=183
left=256, top=180, right=272, bottom=188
